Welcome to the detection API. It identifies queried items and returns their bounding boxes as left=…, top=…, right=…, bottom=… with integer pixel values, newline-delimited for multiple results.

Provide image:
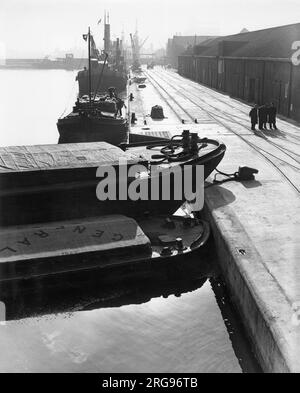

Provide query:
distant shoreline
left=0, top=58, right=88, bottom=71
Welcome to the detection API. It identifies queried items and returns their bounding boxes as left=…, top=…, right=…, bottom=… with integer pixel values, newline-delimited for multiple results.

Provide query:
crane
left=130, top=32, right=149, bottom=71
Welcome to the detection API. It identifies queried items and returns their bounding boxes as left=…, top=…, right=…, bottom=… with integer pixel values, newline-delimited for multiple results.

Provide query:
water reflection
left=3, top=276, right=209, bottom=321
left=0, top=267, right=260, bottom=373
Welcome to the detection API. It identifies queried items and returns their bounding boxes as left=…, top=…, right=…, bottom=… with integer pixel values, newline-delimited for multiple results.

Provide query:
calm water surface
left=0, top=69, right=260, bottom=373
left=0, top=276, right=259, bottom=373
left=0, top=69, right=77, bottom=146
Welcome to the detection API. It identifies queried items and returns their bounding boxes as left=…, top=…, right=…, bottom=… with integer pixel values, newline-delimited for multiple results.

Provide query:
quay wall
left=202, top=179, right=300, bottom=373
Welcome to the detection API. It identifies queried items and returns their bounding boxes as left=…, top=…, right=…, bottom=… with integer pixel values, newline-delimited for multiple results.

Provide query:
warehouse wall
left=290, top=65, right=300, bottom=122
left=178, top=55, right=300, bottom=122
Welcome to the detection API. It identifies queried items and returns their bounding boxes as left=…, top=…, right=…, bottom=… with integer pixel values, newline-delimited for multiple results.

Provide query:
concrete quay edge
left=203, top=186, right=300, bottom=373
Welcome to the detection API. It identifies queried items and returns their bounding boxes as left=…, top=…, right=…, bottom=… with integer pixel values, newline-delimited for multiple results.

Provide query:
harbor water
left=0, top=69, right=260, bottom=373
left=0, top=69, right=78, bottom=147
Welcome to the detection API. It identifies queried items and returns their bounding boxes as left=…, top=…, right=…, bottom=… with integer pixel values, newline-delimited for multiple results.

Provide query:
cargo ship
left=76, top=12, right=127, bottom=97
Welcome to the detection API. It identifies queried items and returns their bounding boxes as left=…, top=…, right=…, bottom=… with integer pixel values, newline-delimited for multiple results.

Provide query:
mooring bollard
left=0, top=301, right=6, bottom=325
left=131, top=112, right=137, bottom=124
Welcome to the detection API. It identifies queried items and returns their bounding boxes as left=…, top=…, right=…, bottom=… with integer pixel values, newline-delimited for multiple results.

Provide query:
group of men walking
left=249, top=103, right=277, bottom=131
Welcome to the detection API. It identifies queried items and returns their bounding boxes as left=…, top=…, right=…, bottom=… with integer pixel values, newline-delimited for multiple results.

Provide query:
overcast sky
left=1, top=0, right=299, bottom=58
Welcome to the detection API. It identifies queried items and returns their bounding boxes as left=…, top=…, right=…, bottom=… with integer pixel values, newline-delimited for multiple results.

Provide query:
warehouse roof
left=170, top=35, right=218, bottom=47
left=191, top=23, right=300, bottom=58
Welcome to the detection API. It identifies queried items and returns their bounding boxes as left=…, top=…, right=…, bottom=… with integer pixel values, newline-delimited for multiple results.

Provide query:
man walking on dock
left=116, top=98, right=126, bottom=117
left=268, top=102, right=278, bottom=130
left=249, top=105, right=258, bottom=131
left=258, top=105, right=268, bottom=130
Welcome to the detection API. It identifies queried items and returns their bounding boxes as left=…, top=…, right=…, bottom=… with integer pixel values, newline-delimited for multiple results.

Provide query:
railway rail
left=144, top=69, right=300, bottom=194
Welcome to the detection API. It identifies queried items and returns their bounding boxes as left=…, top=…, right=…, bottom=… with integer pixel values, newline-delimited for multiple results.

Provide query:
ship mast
left=104, top=11, right=111, bottom=55
left=88, top=26, right=92, bottom=105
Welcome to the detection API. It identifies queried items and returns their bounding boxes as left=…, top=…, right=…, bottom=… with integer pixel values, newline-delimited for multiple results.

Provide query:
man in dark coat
left=107, top=87, right=116, bottom=99
left=115, top=98, right=126, bottom=117
left=249, top=105, right=258, bottom=131
left=258, top=105, right=268, bottom=130
left=268, top=102, right=277, bottom=130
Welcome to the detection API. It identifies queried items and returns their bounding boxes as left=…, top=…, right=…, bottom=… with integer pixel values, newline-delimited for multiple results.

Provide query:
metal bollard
left=131, top=112, right=136, bottom=124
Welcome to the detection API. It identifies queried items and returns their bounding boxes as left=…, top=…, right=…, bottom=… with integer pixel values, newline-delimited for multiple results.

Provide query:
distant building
left=167, top=35, right=219, bottom=68
left=178, top=23, right=300, bottom=122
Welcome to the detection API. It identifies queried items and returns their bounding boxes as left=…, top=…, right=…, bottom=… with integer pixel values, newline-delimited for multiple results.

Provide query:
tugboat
left=57, top=21, right=128, bottom=145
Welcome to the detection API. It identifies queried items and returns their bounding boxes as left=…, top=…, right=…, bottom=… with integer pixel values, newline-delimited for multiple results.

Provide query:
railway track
left=144, top=69, right=300, bottom=194
left=160, top=69, right=300, bottom=143
left=147, top=69, right=300, bottom=159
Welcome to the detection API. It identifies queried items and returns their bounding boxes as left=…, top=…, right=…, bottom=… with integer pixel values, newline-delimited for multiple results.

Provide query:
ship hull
left=0, top=215, right=211, bottom=302
left=77, top=71, right=127, bottom=96
left=57, top=113, right=129, bottom=145
left=0, top=140, right=226, bottom=227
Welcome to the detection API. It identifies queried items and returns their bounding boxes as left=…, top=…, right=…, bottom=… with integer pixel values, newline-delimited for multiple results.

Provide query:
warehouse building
left=178, top=23, right=300, bottom=122
left=167, top=35, right=219, bottom=68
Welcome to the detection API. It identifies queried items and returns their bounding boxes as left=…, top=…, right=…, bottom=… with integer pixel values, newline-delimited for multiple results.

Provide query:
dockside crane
left=130, top=31, right=149, bottom=71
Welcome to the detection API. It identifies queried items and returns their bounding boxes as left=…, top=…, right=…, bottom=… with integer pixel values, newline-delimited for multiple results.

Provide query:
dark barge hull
left=0, top=140, right=226, bottom=227
left=57, top=113, right=129, bottom=145
left=0, top=215, right=210, bottom=299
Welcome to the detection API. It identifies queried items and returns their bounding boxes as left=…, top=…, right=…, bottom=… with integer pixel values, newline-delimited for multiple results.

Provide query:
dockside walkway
left=130, top=67, right=300, bottom=372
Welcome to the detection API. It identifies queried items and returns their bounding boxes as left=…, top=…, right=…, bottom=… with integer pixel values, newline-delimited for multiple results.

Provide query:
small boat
left=0, top=213, right=210, bottom=298
left=57, top=93, right=128, bottom=144
left=57, top=24, right=128, bottom=145
left=0, top=131, right=226, bottom=227
left=133, top=76, right=147, bottom=84
left=147, top=62, right=155, bottom=69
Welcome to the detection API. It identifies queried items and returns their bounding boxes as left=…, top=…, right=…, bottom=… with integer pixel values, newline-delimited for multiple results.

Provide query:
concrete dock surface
left=129, top=67, right=300, bottom=372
